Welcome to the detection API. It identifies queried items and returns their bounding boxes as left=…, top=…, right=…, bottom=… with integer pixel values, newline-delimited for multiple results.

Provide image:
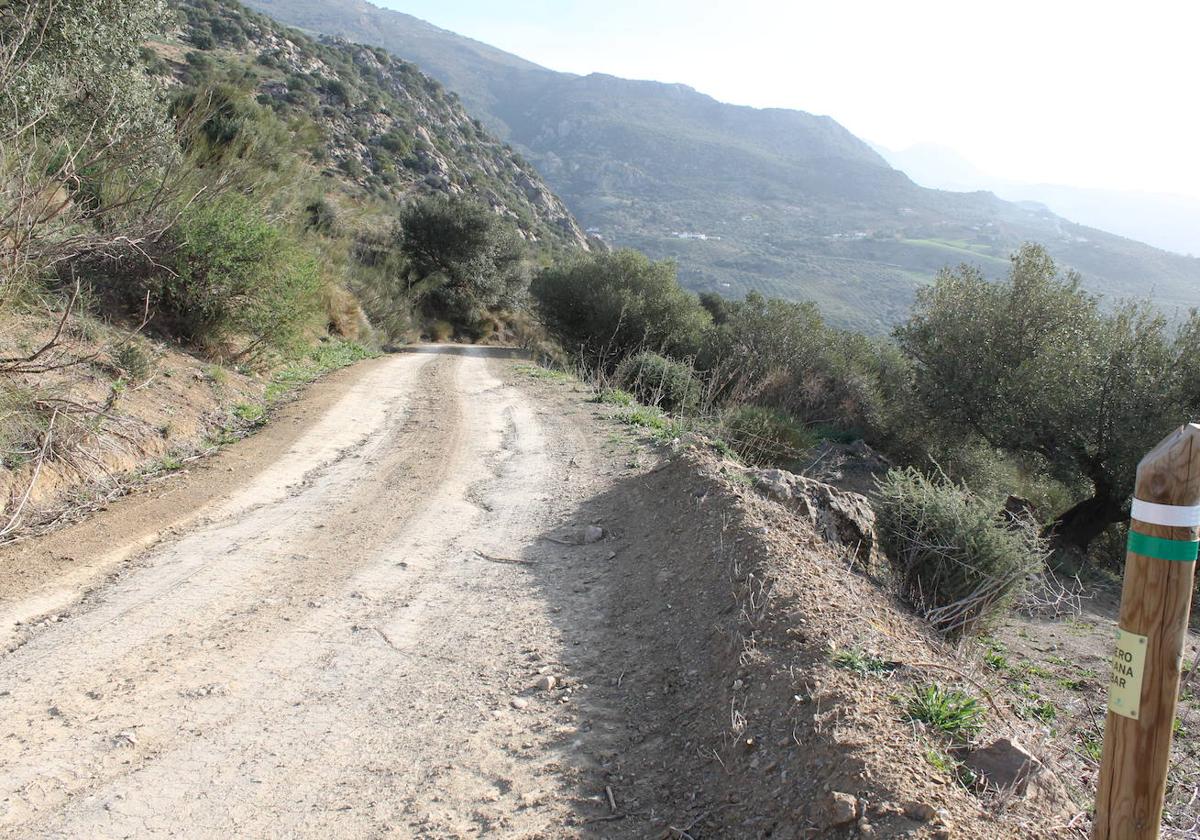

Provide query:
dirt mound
left=583, top=446, right=1077, bottom=838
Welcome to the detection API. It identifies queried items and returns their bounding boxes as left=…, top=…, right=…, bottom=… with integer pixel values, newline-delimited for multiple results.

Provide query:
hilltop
left=245, top=0, right=1200, bottom=331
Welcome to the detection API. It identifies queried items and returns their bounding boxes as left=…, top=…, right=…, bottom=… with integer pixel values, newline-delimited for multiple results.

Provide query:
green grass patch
left=1022, top=663, right=1054, bottom=679
left=205, top=427, right=241, bottom=447
left=1057, top=675, right=1092, bottom=691
left=265, top=340, right=377, bottom=404
left=925, top=746, right=956, bottom=775
left=614, top=405, right=688, bottom=443
left=1023, top=697, right=1057, bottom=723
left=513, top=363, right=573, bottom=383
left=904, top=684, right=985, bottom=738
left=707, top=435, right=739, bottom=462
left=233, top=402, right=266, bottom=426
left=983, top=649, right=1010, bottom=672
left=590, top=387, right=634, bottom=406
left=205, top=364, right=229, bottom=386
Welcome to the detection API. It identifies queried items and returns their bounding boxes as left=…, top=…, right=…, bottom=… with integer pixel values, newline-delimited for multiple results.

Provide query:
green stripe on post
left=1127, top=530, right=1200, bottom=562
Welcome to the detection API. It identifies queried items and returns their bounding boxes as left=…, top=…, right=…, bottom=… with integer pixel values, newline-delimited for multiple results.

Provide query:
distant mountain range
left=876, top=143, right=1200, bottom=258
left=245, top=0, right=1200, bottom=332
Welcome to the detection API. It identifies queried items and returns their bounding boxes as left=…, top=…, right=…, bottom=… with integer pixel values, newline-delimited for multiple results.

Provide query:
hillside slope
left=171, top=0, right=587, bottom=249
left=244, top=0, right=1200, bottom=331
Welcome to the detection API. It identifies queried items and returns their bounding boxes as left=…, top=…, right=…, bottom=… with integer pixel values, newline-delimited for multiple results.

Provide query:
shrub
left=875, top=467, right=1047, bottom=635
left=150, top=195, right=322, bottom=359
left=398, top=194, right=529, bottom=329
left=531, top=249, right=713, bottom=366
left=701, top=292, right=902, bottom=438
left=720, top=404, right=816, bottom=467
left=615, top=351, right=700, bottom=412
left=304, top=197, right=339, bottom=234
left=111, top=342, right=152, bottom=381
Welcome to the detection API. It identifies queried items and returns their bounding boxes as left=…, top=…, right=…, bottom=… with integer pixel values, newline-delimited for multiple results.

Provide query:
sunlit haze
left=376, top=0, right=1200, bottom=200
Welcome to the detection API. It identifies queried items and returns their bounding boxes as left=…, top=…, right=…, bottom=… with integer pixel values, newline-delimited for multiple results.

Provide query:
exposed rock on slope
left=753, top=466, right=883, bottom=573
left=173, top=0, right=588, bottom=248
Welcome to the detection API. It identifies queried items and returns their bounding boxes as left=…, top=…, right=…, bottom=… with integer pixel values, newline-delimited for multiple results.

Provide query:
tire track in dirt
left=0, top=347, right=628, bottom=838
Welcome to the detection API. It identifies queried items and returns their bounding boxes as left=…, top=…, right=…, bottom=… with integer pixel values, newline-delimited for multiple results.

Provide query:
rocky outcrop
left=752, top=467, right=883, bottom=574
left=175, top=0, right=589, bottom=249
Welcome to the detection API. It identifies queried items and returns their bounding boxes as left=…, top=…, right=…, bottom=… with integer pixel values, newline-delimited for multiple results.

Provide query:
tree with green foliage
left=397, top=195, right=529, bottom=332
left=704, top=291, right=900, bottom=436
left=530, top=249, right=712, bottom=366
left=0, top=0, right=170, bottom=145
left=896, top=243, right=1200, bottom=553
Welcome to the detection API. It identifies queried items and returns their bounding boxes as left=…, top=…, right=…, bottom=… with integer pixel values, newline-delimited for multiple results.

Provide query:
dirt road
left=0, top=347, right=636, bottom=838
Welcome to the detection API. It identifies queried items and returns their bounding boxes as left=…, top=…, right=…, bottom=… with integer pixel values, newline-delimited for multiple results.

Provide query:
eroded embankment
left=577, top=446, right=1076, bottom=838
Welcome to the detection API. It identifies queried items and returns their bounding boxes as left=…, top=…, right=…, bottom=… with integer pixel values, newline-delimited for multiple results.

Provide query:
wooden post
left=1094, top=423, right=1200, bottom=839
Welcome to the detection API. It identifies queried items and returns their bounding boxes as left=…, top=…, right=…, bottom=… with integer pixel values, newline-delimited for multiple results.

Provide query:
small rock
left=533, top=675, right=557, bottom=691
left=510, top=697, right=529, bottom=710
left=904, top=802, right=937, bottom=822
left=857, top=817, right=876, bottom=837
left=957, top=737, right=1042, bottom=795
left=812, top=791, right=858, bottom=827
left=583, top=525, right=604, bottom=544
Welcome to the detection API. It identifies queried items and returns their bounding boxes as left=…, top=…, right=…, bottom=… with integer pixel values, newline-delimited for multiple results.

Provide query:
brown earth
left=0, top=314, right=261, bottom=538
left=0, top=347, right=1081, bottom=837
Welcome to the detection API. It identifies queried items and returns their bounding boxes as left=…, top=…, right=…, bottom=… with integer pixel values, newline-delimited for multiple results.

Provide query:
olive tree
left=530, top=249, right=712, bottom=367
left=0, top=0, right=170, bottom=143
left=1, top=0, right=177, bottom=307
left=896, top=243, right=1200, bottom=552
left=397, top=194, right=529, bottom=329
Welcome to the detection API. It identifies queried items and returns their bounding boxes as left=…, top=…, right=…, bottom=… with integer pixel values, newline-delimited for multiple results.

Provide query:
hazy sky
left=375, top=0, right=1200, bottom=200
